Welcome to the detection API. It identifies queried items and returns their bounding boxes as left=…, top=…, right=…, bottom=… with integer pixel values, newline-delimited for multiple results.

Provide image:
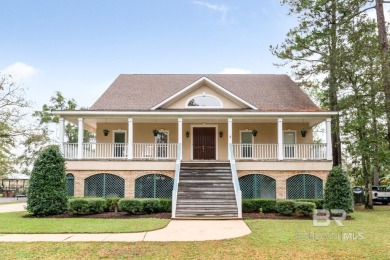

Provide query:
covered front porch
left=57, top=112, right=333, bottom=162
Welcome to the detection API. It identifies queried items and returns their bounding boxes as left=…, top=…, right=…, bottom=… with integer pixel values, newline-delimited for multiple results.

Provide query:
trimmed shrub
left=159, top=199, right=172, bottom=212
left=68, top=198, right=106, bottom=215
left=27, top=145, right=68, bottom=216
left=105, top=197, right=121, bottom=212
left=324, top=166, right=354, bottom=213
left=276, top=200, right=296, bottom=216
left=295, top=199, right=323, bottom=209
left=295, top=202, right=316, bottom=216
left=242, top=199, right=277, bottom=213
left=118, top=199, right=143, bottom=214
left=142, top=199, right=162, bottom=213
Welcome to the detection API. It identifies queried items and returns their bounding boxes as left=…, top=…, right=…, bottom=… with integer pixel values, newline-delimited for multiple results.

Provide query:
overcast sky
left=1, top=0, right=296, bottom=110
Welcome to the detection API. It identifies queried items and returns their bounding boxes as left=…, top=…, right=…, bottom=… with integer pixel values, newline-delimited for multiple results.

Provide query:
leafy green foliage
left=295, top=199, right=323, bottom=209
left=324, top=166, right=354, bottom=213
left=159, top=199, right=172, bottom=212
left=242, top=199, right=277, bottom=213
left=68, top=198, right=106, bottom=215
left=295, top=202, right=316, bottom=216
left=118, top=199, right=143, bottom=214
left=104, top=197, right=121, bottom=212
left=142, top=199, right=162, bottom=214
left=275, top=200, right=296, bottom=216
left=27, top=145, right=68, bottom=216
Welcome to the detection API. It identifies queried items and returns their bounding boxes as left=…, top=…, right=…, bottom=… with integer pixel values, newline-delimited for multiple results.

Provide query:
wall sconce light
left=219, top=131, right=223, bottom=138
left=252, top=129, right=258, bottom=137
left=103, top=129, right=109, bottom=136
left=186, top=131, right=190, bottom=138
left=153, top=129, right=159, bottom=137
left=301, top=128, right=307, bottom=137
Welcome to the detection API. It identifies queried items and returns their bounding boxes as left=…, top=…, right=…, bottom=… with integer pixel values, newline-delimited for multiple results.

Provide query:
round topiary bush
left=27, top=145, right=68, bottom=216
left=324, top=166, right=354, bottom=213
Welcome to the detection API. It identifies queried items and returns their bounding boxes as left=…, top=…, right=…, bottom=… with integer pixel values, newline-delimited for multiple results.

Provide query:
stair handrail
left=171, top=143, right=182, bottom=218
left=229, top=143, right=242, bottom=218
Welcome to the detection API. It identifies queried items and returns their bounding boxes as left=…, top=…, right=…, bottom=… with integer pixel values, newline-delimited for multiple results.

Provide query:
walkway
left=0, top=203, right=251, bottom=242
left=0, top=220, right=251, bottom=242
left=0, top=202, right=27, bottom=213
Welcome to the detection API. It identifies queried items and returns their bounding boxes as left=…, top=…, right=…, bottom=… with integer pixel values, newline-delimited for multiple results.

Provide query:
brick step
left=175, top=214, right=238, bottom=218
left=180, top=172, right=232, bottom=176
left=180, top=163, right=230, bottom=168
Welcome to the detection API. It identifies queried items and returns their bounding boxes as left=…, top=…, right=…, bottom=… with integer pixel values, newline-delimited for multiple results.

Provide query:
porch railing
left=228, top=143, right=242, bottom=218
left=233, top=144, right=278, bottom=160
left=233, top=143, right=327, bottom=160
left=63, top=143, right=178, bottom=159
left=282, top=144, right=327, bottom=160
left=133, top=143, right=177, bottom=159
left=171, top=143, right=182, bottom=218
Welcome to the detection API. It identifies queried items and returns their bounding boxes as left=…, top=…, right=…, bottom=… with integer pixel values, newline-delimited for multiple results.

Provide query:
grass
left=0, top=201, right=26, bottom=205
left=0, top=206, right=389, bottom=259
left=0, top=212, right=169, bottom=234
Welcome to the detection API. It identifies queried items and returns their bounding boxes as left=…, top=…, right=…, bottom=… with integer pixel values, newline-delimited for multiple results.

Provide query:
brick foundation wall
left=238, top=170, right=328, bottom=199
left=69, top=170, right=174, bottom=198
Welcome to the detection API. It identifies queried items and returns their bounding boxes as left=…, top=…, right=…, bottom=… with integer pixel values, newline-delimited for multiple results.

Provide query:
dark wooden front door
left=193, top=127, right=216, bottom=160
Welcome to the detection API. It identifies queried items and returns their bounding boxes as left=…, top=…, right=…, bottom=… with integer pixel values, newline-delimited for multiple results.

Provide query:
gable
left=164, top=84, right=245, bottom=109
left=90, top=74, right=323, bottom=112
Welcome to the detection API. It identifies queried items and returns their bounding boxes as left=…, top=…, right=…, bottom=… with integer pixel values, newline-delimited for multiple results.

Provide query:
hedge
left=242, top=199, right=277, bottom=213
left=118, top=199, right=172, bottom=214
left=294, top=199, right=324, bottom=209
left=295, top=202, right=316, bottom=216
left=275, top=200, right=296, bottom=216
left=68, top=198, right=106, bottom=215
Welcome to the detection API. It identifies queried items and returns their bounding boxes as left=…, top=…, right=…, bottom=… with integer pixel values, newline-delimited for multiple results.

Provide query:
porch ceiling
left=64, top=116, right=327, bottom=132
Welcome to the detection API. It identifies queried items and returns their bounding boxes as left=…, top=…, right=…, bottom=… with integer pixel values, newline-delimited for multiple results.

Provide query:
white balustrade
left=233, top=143, right=327, bottom=160
left=133, top=143, right=177, bottom=159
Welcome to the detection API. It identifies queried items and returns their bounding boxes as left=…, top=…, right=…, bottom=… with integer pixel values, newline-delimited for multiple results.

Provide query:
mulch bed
left=24, top=211, right=353, bottom=220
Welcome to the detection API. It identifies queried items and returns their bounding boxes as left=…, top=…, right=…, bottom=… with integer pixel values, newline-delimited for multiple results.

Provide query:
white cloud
left=219, top=68, right=251, bottom=74
left=366, top=6, right=390, bottom=23
left=193, top=1, right=229, bottom=21
left=2, top=62, right=39, bottom=82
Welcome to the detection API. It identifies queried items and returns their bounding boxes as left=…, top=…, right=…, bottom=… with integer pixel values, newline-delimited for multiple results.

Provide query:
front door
left=114, top=132, right=126, bottom=157
left=193, top=127, right=216, bottom=160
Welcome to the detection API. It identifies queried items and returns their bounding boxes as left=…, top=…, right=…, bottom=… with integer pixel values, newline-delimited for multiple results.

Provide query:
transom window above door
left=186, top=94, right=223, bottom=108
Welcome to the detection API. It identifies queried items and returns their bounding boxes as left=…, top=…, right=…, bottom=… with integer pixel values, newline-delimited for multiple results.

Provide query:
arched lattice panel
left=66, top=173, right=75, bottom=197
left=239, top=174, right=276, bottom=199
left=84, top=173, right=125, bottom=198
left=286, top=174, right=323, bottom=199
left=135, top=174, right=173, bottom=198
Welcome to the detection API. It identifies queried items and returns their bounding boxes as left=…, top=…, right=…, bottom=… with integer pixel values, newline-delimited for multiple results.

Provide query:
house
left=54, top=74, right=335, bottom=218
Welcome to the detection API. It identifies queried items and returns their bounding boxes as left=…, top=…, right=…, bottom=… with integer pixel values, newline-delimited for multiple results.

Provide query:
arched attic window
left=185, top=94, right=223, bottom=108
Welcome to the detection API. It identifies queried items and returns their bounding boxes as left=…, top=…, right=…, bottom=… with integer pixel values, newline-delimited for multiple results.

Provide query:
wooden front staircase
left=174, top=162, right=239, bottom=219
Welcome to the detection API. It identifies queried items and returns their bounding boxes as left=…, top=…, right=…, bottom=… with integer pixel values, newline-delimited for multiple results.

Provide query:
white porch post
left=277, top=118, right=283, bottom=160
left=228, top=118, right=232, bottom=159
left=77, top=118, right=84, bottom=159
left=128, top=118, right=133, bottom=160
left=326, top=118, right=332, bottom=161
left=178, top=118, right=182, bottom=160
left=58, top=117, right=64, bottom=154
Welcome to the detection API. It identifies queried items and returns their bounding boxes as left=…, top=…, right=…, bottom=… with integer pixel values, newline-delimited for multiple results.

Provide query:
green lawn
left=0, top=206, right=389, bottom=259
left=0, top=212, right=169, bottom=234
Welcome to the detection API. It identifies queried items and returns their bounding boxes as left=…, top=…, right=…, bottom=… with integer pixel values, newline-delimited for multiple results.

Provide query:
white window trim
left=113, top=130, right=127, bottom=143
left=239, top=130, right=254, bottom=144
left=155, top=130, right=169, bottom=143
left=190, top=124, right=219, bottom=161
left=185, top=94, right=223, bottom=108
left=283, top=130, right=297, bottom=144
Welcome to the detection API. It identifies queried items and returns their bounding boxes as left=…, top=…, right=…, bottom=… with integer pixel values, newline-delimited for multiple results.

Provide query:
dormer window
left=186, top=94, right=223, bottom=108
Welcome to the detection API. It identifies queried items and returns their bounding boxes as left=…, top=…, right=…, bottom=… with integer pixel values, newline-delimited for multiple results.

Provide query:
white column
left=278, top=118, right=283, bottom=161
left=128, top=118, right=133, bottom=160
left=77, top=118, right=84, bottom=159
left=58, top=117, right=64, bottom=154
left=228, top=118, right=232, bottom=159
left=178, top=118, right=183, bottom=160
left=326, top=118, right=332, bottom=160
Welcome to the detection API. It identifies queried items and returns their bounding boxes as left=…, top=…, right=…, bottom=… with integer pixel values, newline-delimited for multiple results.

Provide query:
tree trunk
left=329, top=0, right=342, bottom=166
left=375, top=0, right=390, bottom=148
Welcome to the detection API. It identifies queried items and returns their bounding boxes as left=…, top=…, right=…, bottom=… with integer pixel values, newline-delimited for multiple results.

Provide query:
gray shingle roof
left=90, top=74, right=322, bottom=112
